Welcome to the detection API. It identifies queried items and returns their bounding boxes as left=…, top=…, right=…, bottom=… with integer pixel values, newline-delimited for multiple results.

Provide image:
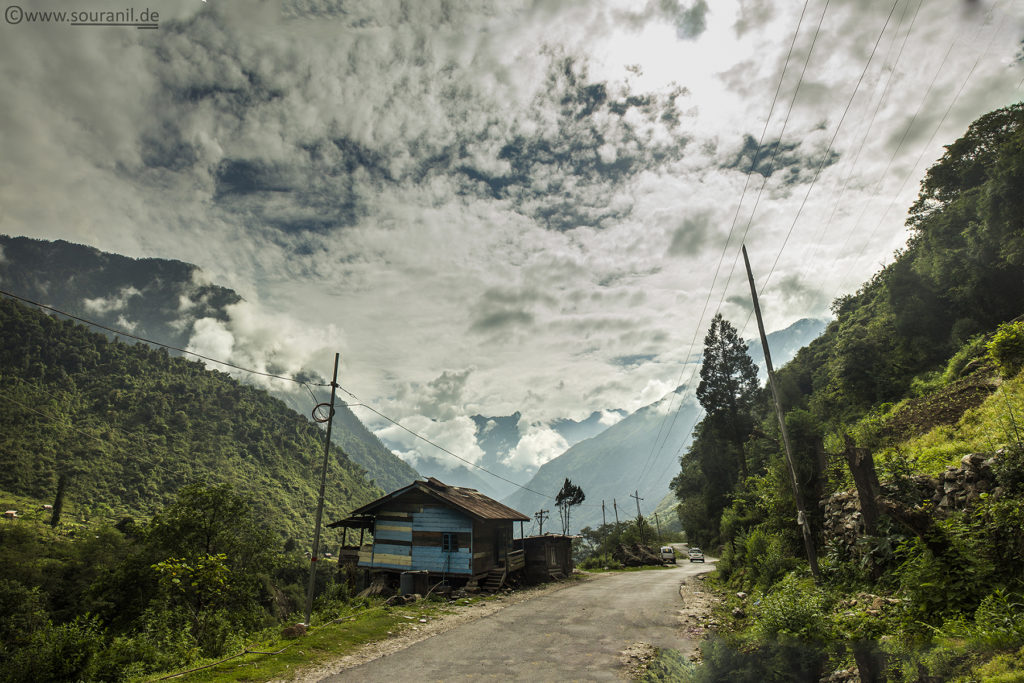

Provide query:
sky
left=1, top=0, right=1022, bottom=477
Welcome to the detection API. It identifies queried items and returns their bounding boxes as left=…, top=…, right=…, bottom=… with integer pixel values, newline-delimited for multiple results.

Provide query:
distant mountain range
left=502, top=317, right=828, bottom=532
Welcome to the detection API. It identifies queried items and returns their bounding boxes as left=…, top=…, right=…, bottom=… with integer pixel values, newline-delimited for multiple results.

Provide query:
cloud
left=503, top=417, right=571, bottom=471
left=673, top=0, right=710, bottom=40
left=376, top=414, right=486, bottom=467
left=598, top=409, right=626, bottom=426
left=188, top=317, right=235, bottom=361
left=82, top=287, right=142, bottom=314
left=668, top=211, right=715, bottom=256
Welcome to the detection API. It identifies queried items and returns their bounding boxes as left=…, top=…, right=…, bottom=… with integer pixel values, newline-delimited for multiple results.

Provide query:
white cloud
left=115, top=315, right=138, bottom=333
left=187, top=318, right=235, bottom=362
left=82, top=286, right=141, bottom=314
left=503, top=417, right=571, bottom=471
left=375, top=414, right=485, bottom=468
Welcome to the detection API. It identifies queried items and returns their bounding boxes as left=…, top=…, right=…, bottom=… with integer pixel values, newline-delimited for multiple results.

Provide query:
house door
left=493, top=527, right=506, bottom=564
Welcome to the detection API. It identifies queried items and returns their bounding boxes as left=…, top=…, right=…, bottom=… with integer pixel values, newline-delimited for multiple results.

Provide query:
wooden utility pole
left=630, top=490, right=644, bottom=544
left=613, top=498, right=620, bottom=526
left=653, top=512, right=662, bottom=543
left=535, top=509, right=549, bottom=535
left=304, top=353, right=340, bottom=626
left=602, top=500, right=609, bottom=563
left=742, top=245, right=820, bottom=580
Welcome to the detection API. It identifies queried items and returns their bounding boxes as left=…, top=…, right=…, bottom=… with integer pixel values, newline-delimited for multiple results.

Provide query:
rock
left=962, top=453, right=985, bottom=468
left=732, top=607, right=746, bottom=618
left=281, top=623, right=307, bottom=639
left=736, top=592, right=748, bottom=600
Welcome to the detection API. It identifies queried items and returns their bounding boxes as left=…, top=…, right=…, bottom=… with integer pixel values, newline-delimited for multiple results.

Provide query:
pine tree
left=695, top=313, right=759, bottom=479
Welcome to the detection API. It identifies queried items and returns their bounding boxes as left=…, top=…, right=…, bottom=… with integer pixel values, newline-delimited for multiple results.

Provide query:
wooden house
left=328, top=478, right=530, bottom=589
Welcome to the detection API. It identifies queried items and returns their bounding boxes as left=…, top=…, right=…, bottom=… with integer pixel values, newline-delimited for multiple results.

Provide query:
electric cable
left=633, top=0, right=818, bottom=489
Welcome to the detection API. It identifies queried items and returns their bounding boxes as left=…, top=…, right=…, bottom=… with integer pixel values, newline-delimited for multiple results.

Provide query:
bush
left=0, top=615, right=105, bottom=683
left=579, top=556, right=623, bottom=570
left=752, top=574, right=833, bottom=643
left=944, top=334, right=990, bottom=381
left=987, top=321, right=1024, bottom=377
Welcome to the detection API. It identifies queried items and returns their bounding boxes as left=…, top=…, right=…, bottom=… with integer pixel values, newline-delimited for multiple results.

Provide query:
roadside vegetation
left=670, top=103, right=1024, bottom=681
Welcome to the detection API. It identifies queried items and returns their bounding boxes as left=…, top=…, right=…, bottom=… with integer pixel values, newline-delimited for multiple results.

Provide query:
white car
left=660, top=546, right=676, bottom=563
left=688, top=547, right=704, bottom=563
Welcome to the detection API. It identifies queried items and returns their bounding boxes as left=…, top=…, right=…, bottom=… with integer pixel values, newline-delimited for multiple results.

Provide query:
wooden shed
left=328, top=478, right=530, bottom=589
left=515, top=534, right=575, bottom=583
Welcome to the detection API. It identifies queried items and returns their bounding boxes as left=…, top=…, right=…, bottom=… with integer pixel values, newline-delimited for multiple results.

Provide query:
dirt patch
left=881, top=372, right=998, bottom=441
left=282, top=576, right=593, bottom=682
left=676, top=572, right=719, bottom=651
left=620, top=642, right=658, bottom=678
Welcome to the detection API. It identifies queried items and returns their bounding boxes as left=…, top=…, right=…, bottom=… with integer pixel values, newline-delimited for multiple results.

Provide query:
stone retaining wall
left=822, top=451, right=1003, bottom=549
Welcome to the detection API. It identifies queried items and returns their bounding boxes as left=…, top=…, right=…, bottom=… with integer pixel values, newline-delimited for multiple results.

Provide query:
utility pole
left=743, top=245, right=820, bottom=581
left=304, top=353, right=340, bottom=627
left=653, top=512, right=662, bottom=543
left=613, top=498, right=620, bottom=527
left=602, top=500, right=608, bottom=563
left=535, top=509, right=549, bottom=535
left=630, top=490, right=644, bottom=545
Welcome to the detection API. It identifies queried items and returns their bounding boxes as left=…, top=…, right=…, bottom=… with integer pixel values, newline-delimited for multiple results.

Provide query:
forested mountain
left=669, top=102, right=1024, bottom=680
left=505, top=385, right=701, bottom=532
left=0, top=234, right=419, bottom=492
left=0, top=295, right=381, bottom=544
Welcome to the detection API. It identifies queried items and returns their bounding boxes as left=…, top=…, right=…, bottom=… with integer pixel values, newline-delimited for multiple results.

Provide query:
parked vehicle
left=660, top=546, right=676, bottom=563
left=688, top=547, right=704, bottom=562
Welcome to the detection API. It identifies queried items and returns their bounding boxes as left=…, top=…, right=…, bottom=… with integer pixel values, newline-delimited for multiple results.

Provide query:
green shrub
left=578, top=556, right=623, bottom=570
left=987, top=321, right=1024, bottom=377
left=944, top=334, right=990, bottom=381
left=752, top=574, right=833, bottom=643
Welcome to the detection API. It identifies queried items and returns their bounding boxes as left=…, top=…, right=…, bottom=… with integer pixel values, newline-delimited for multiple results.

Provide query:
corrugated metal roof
left=338, top=477, right=531, bottom=522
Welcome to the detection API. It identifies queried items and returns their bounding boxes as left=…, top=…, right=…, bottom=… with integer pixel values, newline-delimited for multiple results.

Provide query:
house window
left=442, top=533, right=459, bottom=552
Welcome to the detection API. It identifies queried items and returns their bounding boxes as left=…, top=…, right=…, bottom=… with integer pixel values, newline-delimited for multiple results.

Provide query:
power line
left=829, top=0, right=1010, bottom=300
left=0, top=288, right=330, bottom=387
left=759, top=0, right=901, bottom=293
left=634, top=0, right=818, bottom=489
left=796, top=0, right=923, bottom=279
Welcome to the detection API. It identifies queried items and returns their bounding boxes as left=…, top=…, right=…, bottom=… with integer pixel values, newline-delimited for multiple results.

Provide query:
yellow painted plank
left=379, top=511, right=411, bottom=518
left=376, top=523, right=412, bottom=532
left=473, top=551, right=489, bottom=559
left=370, top=553, right=412, bottom=567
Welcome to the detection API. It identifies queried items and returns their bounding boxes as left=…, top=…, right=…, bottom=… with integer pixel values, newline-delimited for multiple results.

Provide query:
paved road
left=321, top=559, right=713, bottom=682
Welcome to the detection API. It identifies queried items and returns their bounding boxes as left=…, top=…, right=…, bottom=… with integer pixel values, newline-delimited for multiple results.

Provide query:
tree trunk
left=843, top=435, right=881, bottom=535
left=852, top=640, right=887, bottom=682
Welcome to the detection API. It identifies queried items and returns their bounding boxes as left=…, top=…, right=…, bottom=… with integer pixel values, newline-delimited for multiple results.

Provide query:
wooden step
left=482, top=567, right=506, bottom=591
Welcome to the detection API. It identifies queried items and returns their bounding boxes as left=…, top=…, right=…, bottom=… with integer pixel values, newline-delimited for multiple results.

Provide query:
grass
left=140, top=595, right=492, bottom=682
left=876, top=372, right=1024, bottom=476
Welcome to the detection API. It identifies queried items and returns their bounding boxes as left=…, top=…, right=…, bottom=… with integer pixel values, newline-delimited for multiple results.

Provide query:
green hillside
left=667, top=102, right=1024, bottom=681
left=0, top=295, right=381, bottom=544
